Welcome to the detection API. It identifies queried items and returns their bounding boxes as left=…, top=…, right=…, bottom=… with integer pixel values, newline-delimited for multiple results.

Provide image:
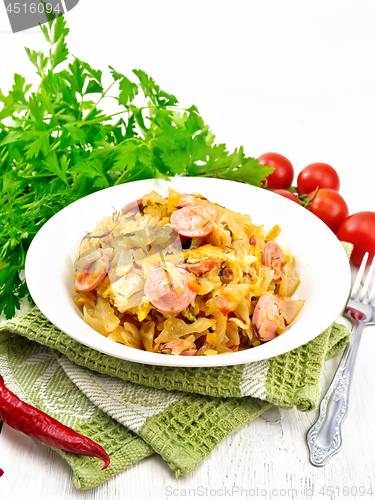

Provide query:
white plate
left=25, top=177, right=351, bottom=367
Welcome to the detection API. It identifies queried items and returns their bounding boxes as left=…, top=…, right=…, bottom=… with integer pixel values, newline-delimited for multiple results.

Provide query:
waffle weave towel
left=0, top=307, right=350, bottom=489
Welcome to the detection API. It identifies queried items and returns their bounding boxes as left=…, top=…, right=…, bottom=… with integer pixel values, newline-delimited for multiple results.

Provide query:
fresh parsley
left=0, top=15, right=273, bottom=319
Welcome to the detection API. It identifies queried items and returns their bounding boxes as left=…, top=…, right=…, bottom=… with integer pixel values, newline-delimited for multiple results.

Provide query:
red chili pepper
left=249, top=237, right=256, bottom=245
left=0, top=374, right=110, bottom=470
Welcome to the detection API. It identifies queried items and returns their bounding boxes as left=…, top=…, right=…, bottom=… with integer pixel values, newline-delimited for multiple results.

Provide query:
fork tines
left=351, top=252, right=375, bottom=305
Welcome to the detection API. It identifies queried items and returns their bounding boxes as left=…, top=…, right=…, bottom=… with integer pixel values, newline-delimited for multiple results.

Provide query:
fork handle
left=306, top=321, right=364, bottom=466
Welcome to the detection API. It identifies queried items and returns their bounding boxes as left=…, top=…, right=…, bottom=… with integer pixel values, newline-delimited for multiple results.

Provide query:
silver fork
left=307, top=252, right=375, bottom=466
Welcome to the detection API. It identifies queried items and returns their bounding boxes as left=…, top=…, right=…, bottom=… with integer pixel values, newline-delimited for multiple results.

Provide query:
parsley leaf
left=70, top=159, right=110, bottom=189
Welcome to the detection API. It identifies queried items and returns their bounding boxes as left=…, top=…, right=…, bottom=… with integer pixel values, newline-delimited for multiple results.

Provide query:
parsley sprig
left=0, top=15, right=273, bottom=319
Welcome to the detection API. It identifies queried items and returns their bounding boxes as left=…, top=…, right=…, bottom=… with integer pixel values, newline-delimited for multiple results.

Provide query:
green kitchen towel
left=0, top=307, right=350, bottom=405
left=0, top=336, right=154, bottom=489
left=0, top=307, right=351, bottom=489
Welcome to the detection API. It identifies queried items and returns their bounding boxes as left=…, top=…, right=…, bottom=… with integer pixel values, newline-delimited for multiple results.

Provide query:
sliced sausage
left=180, top=349, right=197, bottom=356
left=170, top=203, right=217, bottom=238
left=75, top=249, right=109, bottom=292
left=252, top=293, right=280, bottom=341
left=264, top=241, right=285, bottom=280
left=177, top=193, right=198, bottom=207
left=144, top=267, right=197, bottom=314
left=121, top=198, right=143, bottom=216
left=179, top=258, right=221, bottom=276
left=160, top=341, right=197, bottom=356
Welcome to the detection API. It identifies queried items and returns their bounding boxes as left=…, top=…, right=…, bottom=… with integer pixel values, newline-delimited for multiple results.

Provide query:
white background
left=1, top=0, right=375, bottom=213
left=1, top=1, right=375, bottom=499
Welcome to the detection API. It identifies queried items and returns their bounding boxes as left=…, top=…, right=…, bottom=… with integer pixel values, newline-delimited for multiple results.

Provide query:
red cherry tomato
left=272, top=189, right=301, bottom=204
left=297, top=162, right=340, bottom=195
left=308, top=188, right=349, bottom=234
left=258, top=152, right=294, bottom=190
left=336, top=212, right=375, bottom=267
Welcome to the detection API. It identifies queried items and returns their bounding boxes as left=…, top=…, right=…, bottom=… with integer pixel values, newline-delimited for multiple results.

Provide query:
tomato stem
left=297, top=186, right=319, bottom=208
